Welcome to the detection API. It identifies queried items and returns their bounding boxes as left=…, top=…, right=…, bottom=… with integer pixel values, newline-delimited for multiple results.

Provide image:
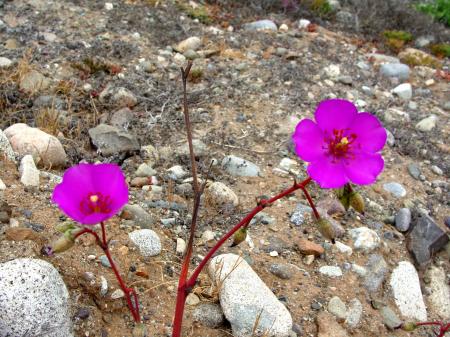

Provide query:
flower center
left=324, top=129, right=358, bottom=161
left=80, top=192, right=112, bottom=215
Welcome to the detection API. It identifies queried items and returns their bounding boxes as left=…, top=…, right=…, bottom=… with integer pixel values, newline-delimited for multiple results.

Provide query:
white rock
left=345, top=299, right=362, bottom=328
left=351, top=264, right=367, bottom=277
left=319, top=266, right=343, bottom=277
left=176, top=238, right=186, bottom=256
left=415, top=115, right=437, bottom=132
left=0, top=258, right=73, bottom=337
left=111, top=289, right=125, bottom=299
left=324, top=64, right=341, bottom=79
left=19, top=155, right=40, bottom=188
left=298, top=19, right=311, bottom=29
left=0, top=130, right=16, bottom=162
left=426, top=266, right=450, bottom=319
left=100, top=276, right=108, bottom=296
left=222, top=155, right=261, bottom=177
left=0, top=57, right=13, bottom=68
left=105, top=2, right=113, bottom=10
left=135, top=163, right=156, bottom=177
left=206, top=181, right=239, bottom=208
left=166, top=165, right=188, bottom=180
left=333, top=241, right=353, bottom=256
left=129, top=229, right=162, bottom=257
left=0, top=178, right=6, bottom=192
left=390, top=261, right=427, bottom=321
left=350, top=227, right=380, bottom=252
left=176, top=36, right=202, bottom=53
left=202, top=230, right=216, bottom=242
left=4, top=123, right=67, bottom=167
left=392, top=83, right=412, bottom=100
left=383, top=108, right=410, bottom=123
left=278, top=158, right=299, bottom=173
left=279, top=23, right=289, bottom=31
left=173, top=53, right=187, bottom=65
left=209, top=254, right=292, bottom=337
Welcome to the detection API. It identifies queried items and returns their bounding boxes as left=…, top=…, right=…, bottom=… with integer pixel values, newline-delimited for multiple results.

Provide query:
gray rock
left=426, top=266, right=450, bottom=319
left=445, top=216, right=450, bottom=229
left=121, top=204, right=154, bottom=228
left=175, top=139, right=208, bottom=158
left=0, top=130, right=16, bottom=162
left=135, top=163, right=156, bottom=177
left=390, top=261, right=427, bottom=321
left=415, top=35, right=434, bottom=48
left=243, top=20, right=277, bottom=31
left=166, top=165, right=188, bottom=181
left=395, top=208, right=411, bottom=232
left=209, top=254, right=292, bottom=337
left=193, top=303, right=225, bottom=328
left=0, top=258, right=73, bottom=337
left=350, top=227, right=380, bottom=252
left=129, top=229, right=161, bottom=257
left=345, top=299, right=362, bottom=328
left=269, top=264, right=293, bottom=280
left=386, top=129, right=395, bottom=147
left=363, top=254, right=388, bottom=293
left=4, top=123, right=67, bottom=167
left=415, top=115, right=437, bottom=132
left=336, top=11, right=355, bottom=28
left=175, top=36, right=202, bottom=53
left=328, top=296, right=347, bottom=321
left=380, top=306, right=402, bottom=330
left=33, top=95, right=65, bottom=110
left=383, top=182, right=406, bottom=198
left=319, top=266, right=343, bottom=277
left=99, top=86, right=137, bottom=108
left=222, top=155, right=261, bottom=177
left=290, top=203, right=312, bottom=226
left=110, top=107, right=134, bottom=129
left=88, top=124, right=139, bottom=156
left=337, top=75, right=353, bottom=85
left=392, top=83, right=412, bottom=100
left=99, top=255, right=112, bottom=268
left=407, top=163, right=421, bottom=180
left=431, top=165, right=443, bottom=175
left=380, top=63, right=410, bottom=81
left=19, top=70, right=50, bottom=93
left=407, top=212, right=449, bottom=266
left=19, top=155, right=40, bottom=189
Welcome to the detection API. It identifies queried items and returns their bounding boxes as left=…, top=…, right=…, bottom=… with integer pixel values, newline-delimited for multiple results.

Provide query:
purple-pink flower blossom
left=292, top=99, right=387, bottom=188
left=52, top=163, right=128, bottom=225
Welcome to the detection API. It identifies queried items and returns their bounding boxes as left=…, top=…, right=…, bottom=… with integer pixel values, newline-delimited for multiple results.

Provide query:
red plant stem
left=416, top=322, right=445, bottom=327
left=415, top=321, right=450, bottom=337
left=75, top=223, right=141, bottom=323
left=171, top=177, right=313, bottom=337
left=299, top=185, right=320, bottom=219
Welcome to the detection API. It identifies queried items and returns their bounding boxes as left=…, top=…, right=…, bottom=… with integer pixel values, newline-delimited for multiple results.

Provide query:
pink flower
left=52, top=163, right=128, bottom=225
left=292, top=99, right=387, bottom=188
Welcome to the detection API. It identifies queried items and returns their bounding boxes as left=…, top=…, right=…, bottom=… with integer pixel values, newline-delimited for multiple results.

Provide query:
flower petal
left=307, top=156, right=348, bottom=188
left=349, top=112, right=387, bottom=152
left=52, top=163, right=128, bottom=225
left=292, top=119, right=325, bottom=162
left=315, top=99, right=358, bottom=133
left=344, top=152, right=384, bottom=185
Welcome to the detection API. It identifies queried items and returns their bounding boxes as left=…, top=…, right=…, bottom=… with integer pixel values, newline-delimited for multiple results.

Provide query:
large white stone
left=19, top=155, right=40, bottom=188
left=209, top=254, right=292, bottom=337
left=129, top=229, right=161, bottom=257
left=4, top=123, right=67, bottom=167
left=0, top=258, right=73, bottom=337
left=390, top=261, right=427, bottom=321
left=392, top=83, right=412, bottom=100
left=350, top=227, right=380, bottom=252
left=0, top=129, right=17, bottom=162
left=426, top=266, right=450, bottom=319
left=206, top=181, right=239, bottom=208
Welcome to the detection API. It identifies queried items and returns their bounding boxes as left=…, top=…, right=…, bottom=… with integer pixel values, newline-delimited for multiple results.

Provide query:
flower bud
left=55, top=221, right=76, bottom=234
left=401, top=322, right=417, bottom=331
left=48, top=234, right=75, bottom=254
left=230, top=227, right=248, bottom=247
left=349, top=192, right=365, bottom=214
left=315, top=217, right=336, bottom=244
left=335, top=186, right=351, bottom=210
left=132, top=323, right=148, bottom=337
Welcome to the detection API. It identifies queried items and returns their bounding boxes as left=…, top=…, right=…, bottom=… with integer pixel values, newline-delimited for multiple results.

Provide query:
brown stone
left=295, top=238, right=324, bottom=256
left=317, top=312, right=349, bottom=337
left=130, top=177, right=151, bottom=187
left=5, top=227, right=38, bottom=241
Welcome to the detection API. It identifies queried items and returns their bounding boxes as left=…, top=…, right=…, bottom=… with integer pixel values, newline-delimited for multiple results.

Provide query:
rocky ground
left=0, top=0, right=449, bottom=337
